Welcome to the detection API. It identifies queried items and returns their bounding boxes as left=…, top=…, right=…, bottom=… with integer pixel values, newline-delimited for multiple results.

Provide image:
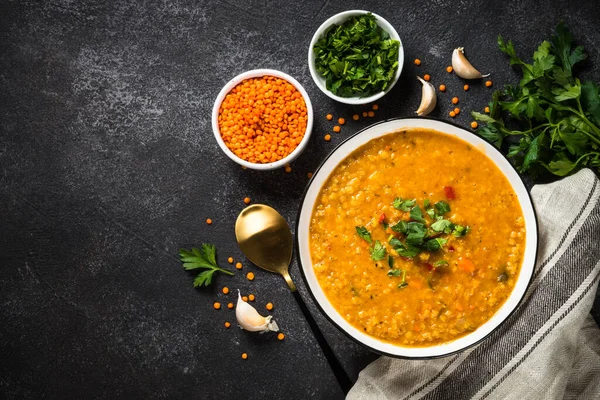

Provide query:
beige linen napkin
left=348, top=168, right=600, bottom=400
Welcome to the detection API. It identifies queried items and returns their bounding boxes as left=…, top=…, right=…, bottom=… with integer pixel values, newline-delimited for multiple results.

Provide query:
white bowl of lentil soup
left=212, top=69, right=314, bottom=170
left=308, top=10, right=404, bottom=105
left=296, top=118, right=538, bottom=358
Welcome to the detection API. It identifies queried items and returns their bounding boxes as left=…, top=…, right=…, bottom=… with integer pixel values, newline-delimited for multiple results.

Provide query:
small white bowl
left=296, top=118, right=538, bottom=358
left=211, top=69, right=314, bottom=170
left=308, top=10, right=404, bottom=105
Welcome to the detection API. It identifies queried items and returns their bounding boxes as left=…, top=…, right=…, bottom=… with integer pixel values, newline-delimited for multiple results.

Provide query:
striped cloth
left=348, top=168, right=600, bottom=400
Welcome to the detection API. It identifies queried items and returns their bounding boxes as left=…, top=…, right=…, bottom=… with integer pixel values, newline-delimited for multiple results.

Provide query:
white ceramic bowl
left=296, top=118, right=538, bottom=358
left=212, top=69, right=314, bottom=170
left=308, top=10, right=404, bottom=105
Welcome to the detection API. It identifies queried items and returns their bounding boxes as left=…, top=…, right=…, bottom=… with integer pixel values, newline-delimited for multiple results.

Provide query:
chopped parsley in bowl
left=308, top=10, right=404, bottom=105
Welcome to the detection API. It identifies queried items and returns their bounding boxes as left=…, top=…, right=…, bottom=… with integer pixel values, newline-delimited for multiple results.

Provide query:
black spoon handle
left=291, top=289, right=353, bottom=394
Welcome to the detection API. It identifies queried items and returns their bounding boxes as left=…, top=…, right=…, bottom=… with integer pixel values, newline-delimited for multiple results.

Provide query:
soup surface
left=309, top=129, right=525, bottom=346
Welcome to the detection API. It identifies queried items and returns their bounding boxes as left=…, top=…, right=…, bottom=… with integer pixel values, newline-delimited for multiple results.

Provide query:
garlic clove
left=415, top=76, right=437, bottom=116
left=452, top=47, right=490, bottom=79
left=235, top=291, right=279, bottom=333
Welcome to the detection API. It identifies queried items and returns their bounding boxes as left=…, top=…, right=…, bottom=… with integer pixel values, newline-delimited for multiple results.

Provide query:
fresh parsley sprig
left=179, top=243, right=234, bottom=287
left=472, top=22, right=600, bottom=177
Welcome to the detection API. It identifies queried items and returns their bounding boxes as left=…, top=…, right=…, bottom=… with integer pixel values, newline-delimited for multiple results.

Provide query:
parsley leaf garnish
left=431, top=219, right=454, bottom=234
left=387, top=269, right=402, bottom=277
left=356, top=226, right=373, bottom=243
left=425, top=238, right=447, bottom=252
left=406, top=222, right=427, bottom=245
left=179, top=244, right=234, bottom=287
left=393, top=197, right=416, bottom=211
left=409, top=205, right=426, bottom=223
left=434, top=200, right=451, bottom=215
left=452, top=225, right=471, bottom=237
left=388, top=255, right=395, bottom=269
left=390, top=237, right=421, bottom=258
left=370, top=240, right=387, bottom=260
left=391, top=221, right=408, bottom=234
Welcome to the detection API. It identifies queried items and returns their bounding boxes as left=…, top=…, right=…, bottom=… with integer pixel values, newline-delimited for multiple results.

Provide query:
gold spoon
left=235, top=204, right=296, bottom=291
left=235, top=204, right=352, bottom=394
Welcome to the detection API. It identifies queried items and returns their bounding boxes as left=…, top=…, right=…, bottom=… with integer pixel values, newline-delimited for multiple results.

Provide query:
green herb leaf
left=370, top=240, right=386, bottom=260
left=388, top=255, right=394, bottom=269
left=410, top=205, right=426, bottom=223
left=431, top=219, right=454, bottom=234
left=433, top=260, right=449, bottom=268
left=393, top=197, right=416, bottom=211
left=179, top=244, right=234, bottom=288
left=452, top=225, right=471, bottom=237
left=425, top=238, right=447, bottom=252
left=387, top=269, right=402, bottom=277
left=356, top=226, right=373, bottom=243
left=391, top=221, right=408, bottom=234
left=423, top=199, right=431, bottom=208
left=406, top=222, right=427, bottom=245
left=434, top=201, right=451, bottom=215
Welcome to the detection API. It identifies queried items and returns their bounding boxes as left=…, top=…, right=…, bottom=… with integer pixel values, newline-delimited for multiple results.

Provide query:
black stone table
left=2, top=1, right=599, bottom=399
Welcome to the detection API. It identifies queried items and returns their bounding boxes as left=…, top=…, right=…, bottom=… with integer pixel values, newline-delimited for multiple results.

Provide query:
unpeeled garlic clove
left=452, top=47, right=490, bottom=79
left=415, top=76, right=437, bottom=116
left=235, top=291, right=279, bottom=333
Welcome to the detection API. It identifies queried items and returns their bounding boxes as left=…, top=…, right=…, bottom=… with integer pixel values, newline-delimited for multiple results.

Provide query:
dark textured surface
left=1, top=1, right=599, bottom=399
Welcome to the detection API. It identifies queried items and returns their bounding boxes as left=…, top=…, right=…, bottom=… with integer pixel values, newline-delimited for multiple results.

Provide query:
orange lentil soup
left=309, top=129, right=525, bottom=346
left=217, top=75, right=307, bottom=164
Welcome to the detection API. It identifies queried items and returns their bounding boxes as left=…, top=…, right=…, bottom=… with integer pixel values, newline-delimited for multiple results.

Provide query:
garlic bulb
left=415, top=76, right=437, bottom=116
left=235, top=291, right=279, bottom=333
left=452, top=47, right=489, bottom=79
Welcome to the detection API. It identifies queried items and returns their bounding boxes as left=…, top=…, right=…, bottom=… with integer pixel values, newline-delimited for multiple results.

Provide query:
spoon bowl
left=235, top=204, right=296, bottom=291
